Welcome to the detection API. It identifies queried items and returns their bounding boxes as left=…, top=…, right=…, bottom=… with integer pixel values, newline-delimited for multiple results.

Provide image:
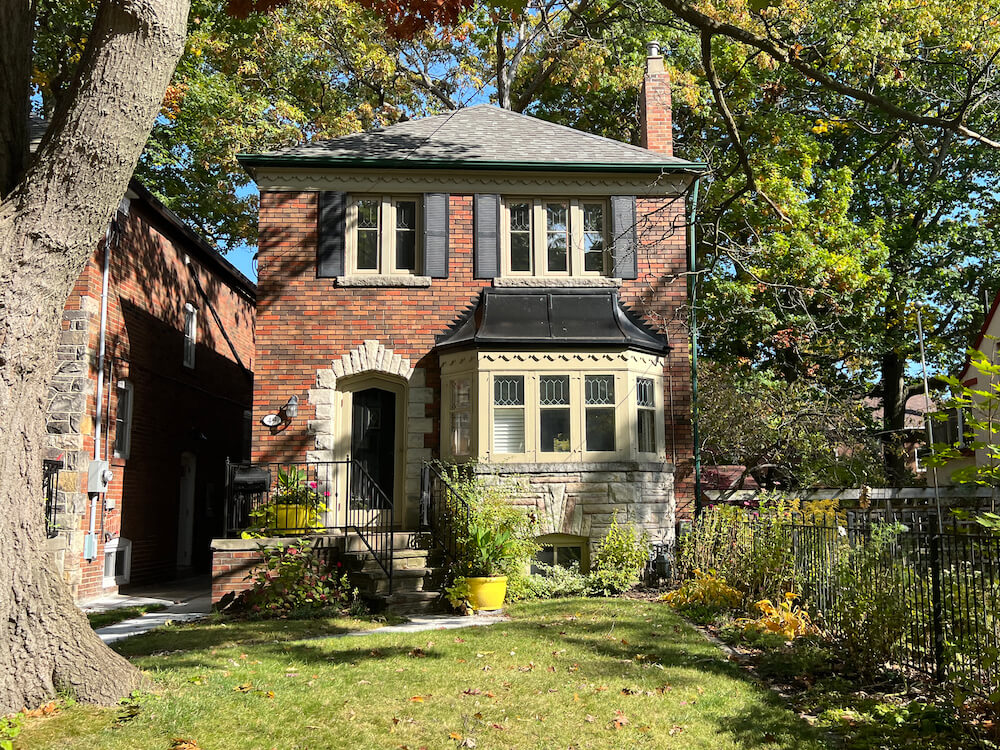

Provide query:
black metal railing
left=224, top=459, right=394, bottom=590
left=42, top=459, right=62, bottom=538
left=678, top=506, right=1000, bottom=689
left=419, top=462, right=473, bottom=568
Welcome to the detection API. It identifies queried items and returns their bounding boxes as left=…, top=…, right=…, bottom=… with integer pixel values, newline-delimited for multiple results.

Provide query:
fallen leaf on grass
left=233, top=682, right=253, bottom=693
left=410, top=648, right=427, bottom=658
left=611, top=710, right=629, bottom=730
left=24, top=701, right=60, bottom=718
left=462, top=688, right=482, bottom=696
left=669, top=725, right=684, bottom=736
left=410, top=695, right=426, bottom=702
left=170, top=739, right=199, bottom=749
left=448, top=731, right=462, bottom=740
left=621, top=687, right=640, bottom=695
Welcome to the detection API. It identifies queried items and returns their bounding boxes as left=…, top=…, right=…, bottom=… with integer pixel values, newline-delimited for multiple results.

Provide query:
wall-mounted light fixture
left=261, top=395, right=299, bottom=427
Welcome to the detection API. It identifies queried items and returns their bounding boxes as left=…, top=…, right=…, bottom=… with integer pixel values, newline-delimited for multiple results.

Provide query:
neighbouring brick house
left=45, top=178, right=256, bottom=602
left=216, top=45, right=702, bottom=604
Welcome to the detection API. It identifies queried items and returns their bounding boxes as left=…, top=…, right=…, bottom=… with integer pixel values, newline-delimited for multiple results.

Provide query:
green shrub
left=756, top=638, right=834, bottom=682
left=587, top=514, right=649, bottom=595
left=440, top=466, right=538, bottom=601
left=825, top=522, right=908, bottom=678
left=660, top=569, right=743, bottom=623
left=225, top=539, right=363, bottom=619
left=524, top=561, right=590, bottom=599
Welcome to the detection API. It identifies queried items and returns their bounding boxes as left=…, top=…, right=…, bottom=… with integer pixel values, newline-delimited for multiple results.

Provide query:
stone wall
left=474, top=462, right=676, bottom=555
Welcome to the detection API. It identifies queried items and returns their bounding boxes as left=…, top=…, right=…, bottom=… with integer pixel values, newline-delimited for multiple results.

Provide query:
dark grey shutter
left=317, top=191, right=346, bottom=278
left=610, top=195, right=638, bottom=280
left=423, top=193, right=449, bottom=278
left=474, top=193, right=500, bottom=279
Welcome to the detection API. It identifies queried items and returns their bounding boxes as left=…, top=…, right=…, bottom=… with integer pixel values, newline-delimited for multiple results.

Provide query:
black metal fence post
left=930, top=532, right=946, bottom=683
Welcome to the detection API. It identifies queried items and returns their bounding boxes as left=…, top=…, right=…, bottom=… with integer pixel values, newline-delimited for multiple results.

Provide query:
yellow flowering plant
left=737, top=593, right=821, bottom=641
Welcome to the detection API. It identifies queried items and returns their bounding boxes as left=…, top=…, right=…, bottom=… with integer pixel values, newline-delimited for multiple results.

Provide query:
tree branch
left=700, top=31, right=791, bottom=223
left=662, top=0, right=1000, bottom=149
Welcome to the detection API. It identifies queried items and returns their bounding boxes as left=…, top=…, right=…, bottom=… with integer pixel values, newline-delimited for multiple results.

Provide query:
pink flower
left=308, top=481, right=317, bottom=489
left=324, top=491, right=331, bottom=497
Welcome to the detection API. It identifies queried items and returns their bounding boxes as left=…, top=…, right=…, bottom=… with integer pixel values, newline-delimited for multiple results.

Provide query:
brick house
left=45, top=178, right=256, bottom=602
left=216, top=45, right=702, bottom=604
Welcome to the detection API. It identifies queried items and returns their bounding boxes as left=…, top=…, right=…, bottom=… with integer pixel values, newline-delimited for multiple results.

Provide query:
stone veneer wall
left=474, top=462, right=676, bottom=555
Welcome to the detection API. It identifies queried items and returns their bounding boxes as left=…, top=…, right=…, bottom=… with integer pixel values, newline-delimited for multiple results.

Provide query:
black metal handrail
left=42, top=459, right=62, bottom=538
left=419, top=462, right=473, bottom=569
left=345, top=459, right=393, bottom=591
left=224, top=459, right=394, bottom=591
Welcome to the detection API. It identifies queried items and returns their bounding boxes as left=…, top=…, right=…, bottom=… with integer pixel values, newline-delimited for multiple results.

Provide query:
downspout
left=688, top=176, right=702, bottom=516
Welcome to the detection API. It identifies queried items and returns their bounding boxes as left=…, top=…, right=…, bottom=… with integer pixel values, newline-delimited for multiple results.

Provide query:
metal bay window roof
left=435, top=288, right=668, bottom=355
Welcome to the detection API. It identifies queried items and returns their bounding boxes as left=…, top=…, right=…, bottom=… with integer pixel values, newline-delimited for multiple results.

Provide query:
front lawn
left=86, top=604, right=167, bottom=629
left=18, top=599, right=823, bottom=749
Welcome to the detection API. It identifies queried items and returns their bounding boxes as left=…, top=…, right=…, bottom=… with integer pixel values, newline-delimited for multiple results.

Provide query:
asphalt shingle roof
left=240, top=105, right=700, bottom=171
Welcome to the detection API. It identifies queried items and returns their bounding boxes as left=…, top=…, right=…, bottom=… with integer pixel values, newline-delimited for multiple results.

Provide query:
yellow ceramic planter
left=466, top=575, right=508, bottom=611
left=272, top=504, right=311, bottom=534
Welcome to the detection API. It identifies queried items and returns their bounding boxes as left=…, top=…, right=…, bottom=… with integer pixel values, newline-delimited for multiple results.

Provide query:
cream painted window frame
left=345, top=195, right=423, bottom=276
left=499, top=198, right=610, bottom=278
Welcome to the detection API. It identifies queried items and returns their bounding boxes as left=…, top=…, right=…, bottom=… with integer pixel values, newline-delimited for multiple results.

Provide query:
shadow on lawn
left=113, top=617, right=377, bottom=658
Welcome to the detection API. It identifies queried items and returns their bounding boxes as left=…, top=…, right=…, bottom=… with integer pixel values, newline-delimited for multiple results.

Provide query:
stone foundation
left=473, top=461, right=676, bottom=556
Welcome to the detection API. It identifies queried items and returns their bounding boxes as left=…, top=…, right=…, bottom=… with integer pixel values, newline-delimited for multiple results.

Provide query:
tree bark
left=881, top=297, right=909, bottom=484
left=0, top=0, right=188, bottom=712
left=0, top=0, right=33, bottom=196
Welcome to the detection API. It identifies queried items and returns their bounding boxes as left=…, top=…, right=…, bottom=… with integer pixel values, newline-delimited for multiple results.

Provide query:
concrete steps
left=335, top=532, right=449, bottom=615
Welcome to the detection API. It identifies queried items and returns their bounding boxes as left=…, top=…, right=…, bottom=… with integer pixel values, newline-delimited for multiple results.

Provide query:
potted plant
left=264, top=466, right=326, bottom=534
left=461, top=520, right=516, bottom=611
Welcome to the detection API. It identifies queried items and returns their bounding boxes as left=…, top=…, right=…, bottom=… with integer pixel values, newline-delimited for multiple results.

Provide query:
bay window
left=441, top=350, right=665, bottom=463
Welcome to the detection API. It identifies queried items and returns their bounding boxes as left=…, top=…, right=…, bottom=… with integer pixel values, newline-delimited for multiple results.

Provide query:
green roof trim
left=237, top=153, right=707, bottom=173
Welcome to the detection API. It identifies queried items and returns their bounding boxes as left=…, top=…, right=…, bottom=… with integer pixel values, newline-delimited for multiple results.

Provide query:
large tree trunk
left=0, top=0, right=188, bottom=713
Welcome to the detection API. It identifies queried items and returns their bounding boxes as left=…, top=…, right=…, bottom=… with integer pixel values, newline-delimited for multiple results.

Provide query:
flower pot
left=272, top=503, right=311, bottom=534
left=466, top=575, right=508, bottom=612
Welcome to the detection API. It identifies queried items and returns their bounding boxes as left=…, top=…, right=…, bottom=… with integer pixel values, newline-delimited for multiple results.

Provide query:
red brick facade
left=47, top=183, right=256, bottom=602
left=251, top=191, right=694, bottom=519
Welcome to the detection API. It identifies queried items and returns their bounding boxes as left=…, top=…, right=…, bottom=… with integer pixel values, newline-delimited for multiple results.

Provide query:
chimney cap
left=646, top=41, right=662, bottom=57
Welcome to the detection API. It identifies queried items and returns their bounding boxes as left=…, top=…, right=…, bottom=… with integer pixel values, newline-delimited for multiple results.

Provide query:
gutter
left=237, top=153, right=708, bottom=175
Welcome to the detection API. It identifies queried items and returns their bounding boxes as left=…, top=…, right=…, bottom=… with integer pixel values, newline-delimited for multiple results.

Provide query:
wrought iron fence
left=42, top=459, right=62, bottom=538
left=419, top=462, right=473, bottom=569
left=678, top=507, right=1000, bottom=689
left=224, top=459, right=394, bottom=590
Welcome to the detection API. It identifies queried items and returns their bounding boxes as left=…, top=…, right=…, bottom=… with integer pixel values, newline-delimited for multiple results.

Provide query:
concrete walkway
left=81, top=577, right=212, bottom=644
left=337, top=613, right=510, bottom=638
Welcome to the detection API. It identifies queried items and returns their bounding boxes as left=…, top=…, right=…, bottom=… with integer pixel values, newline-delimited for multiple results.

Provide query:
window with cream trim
left=501, top=199, right=609, bottom=277
left=347, top=196, right=421, bottom=275
left=441, top=351, right=665, bottom=463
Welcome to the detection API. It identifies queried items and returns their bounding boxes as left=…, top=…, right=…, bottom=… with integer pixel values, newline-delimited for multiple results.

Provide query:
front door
left=351, top=388, right=395, bottom=508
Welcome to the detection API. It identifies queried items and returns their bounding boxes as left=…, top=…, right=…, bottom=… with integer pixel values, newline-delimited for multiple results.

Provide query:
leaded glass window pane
left=509, top=202, right=532, bottom=272
left=546, top=202, right=568, bottom=272
left=539, top=375, right=569, bottom=405
left=637, top=378, right=654, bottom=407
left=356, top=199, right=379, bottom=270
left=493, top=375, right=524, bottom=406
left=395, top=200, right=417, bottom=270
left=585, top=375, right=615, bottom=405
left=583, top=203, right=606, bottom=273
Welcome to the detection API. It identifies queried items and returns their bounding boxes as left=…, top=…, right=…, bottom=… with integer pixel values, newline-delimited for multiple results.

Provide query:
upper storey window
left=501, top=199, right=609, bottom=277
left=347, top=196, right=422, bottom=275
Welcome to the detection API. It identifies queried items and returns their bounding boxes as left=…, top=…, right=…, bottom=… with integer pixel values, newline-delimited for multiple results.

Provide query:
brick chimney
left=639, top=41, right=672, bottom=156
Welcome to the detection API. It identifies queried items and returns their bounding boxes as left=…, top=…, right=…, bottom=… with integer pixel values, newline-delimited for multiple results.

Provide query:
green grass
left=86, top=604, right=168, bottom=630
left=19, top=599, right=826, bottom=749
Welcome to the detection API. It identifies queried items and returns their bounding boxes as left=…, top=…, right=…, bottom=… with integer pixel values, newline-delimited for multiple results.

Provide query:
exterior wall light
left=281, top=395, right=298, bottom=420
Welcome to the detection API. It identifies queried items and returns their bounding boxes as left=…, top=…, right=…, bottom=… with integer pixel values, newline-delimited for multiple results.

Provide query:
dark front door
left=351, top=388, right=395, bottom=507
